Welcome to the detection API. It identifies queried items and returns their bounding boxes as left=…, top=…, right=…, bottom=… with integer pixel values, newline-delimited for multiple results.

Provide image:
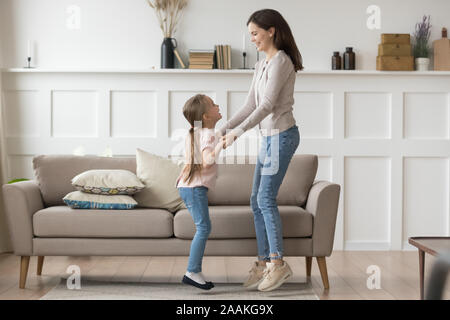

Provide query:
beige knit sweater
left=218, top=50, right=297, bottom=137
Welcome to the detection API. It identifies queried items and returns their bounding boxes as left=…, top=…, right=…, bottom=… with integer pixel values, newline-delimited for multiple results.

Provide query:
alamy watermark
left=366, top=5, right=381, bottom=30
left=366, top=265, right=381, bottom=290
left=66, top=5, right=81, bottom=30
left=66, top=264, right=81, bottom=290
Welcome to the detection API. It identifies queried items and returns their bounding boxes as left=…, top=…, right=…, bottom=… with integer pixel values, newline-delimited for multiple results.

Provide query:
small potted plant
left=413, top=15, right=432, bottom=71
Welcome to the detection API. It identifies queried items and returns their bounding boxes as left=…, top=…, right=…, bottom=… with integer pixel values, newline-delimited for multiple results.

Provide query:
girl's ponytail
left=183, top=126, right=202, bottom=184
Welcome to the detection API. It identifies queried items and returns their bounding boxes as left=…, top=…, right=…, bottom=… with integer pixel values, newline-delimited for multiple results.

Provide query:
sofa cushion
left=32, top=154, right=317, bottom=209
left=208, top=154, right=318, bottom=207
left=33, top=155, right=137, bottom=207
left=133, top=148, right=186, bottom=213
left=174, top=205, right=313, bottom=239
left=33, top=206, right=173, bottom=238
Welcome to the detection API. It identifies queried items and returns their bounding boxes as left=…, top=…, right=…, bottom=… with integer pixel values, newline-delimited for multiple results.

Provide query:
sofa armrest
left=2, top=180, right=44, bottom=255
left=305, top=180, right=341, bottom=257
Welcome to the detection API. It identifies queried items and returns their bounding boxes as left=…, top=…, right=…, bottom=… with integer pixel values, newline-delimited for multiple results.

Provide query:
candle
left=242, top=34, right=246, bottom=53
left=27, top=40, right=31, bottom=57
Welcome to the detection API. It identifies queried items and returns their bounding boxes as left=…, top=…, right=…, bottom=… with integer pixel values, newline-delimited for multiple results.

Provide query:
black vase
left=161, top=37, right=177, bottom=69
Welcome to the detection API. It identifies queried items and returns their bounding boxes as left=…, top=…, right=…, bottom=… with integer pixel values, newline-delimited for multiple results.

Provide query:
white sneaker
left=257, top=261, right=292, bottom=292
left=243, top=261, right=266, bottom=289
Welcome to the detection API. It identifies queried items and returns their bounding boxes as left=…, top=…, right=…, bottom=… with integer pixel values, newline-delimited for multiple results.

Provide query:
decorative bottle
left=343, top=47, right=355, bottom=70
left=332, top=51, right=342, bottom=70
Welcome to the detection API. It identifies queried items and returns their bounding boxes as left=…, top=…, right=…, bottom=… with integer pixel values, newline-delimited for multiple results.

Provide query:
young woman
left=219, top=9, right=303, bottom=292
left=176, top=94, right=225, bottom=290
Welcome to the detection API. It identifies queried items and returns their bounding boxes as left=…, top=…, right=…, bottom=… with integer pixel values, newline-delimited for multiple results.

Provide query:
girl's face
left=203, top=97, right=222, bottom=124
left=248, top=22, right=275, bottom=53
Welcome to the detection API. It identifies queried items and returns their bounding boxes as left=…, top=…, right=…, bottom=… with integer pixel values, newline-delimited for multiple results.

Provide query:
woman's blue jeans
left=178, top=186, right=211, bottom=273
left=250, top=125, right=300, bottom=262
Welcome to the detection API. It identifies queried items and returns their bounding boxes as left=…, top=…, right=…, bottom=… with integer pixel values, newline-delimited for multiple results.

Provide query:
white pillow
left=71, top=169, right=145, bottom=195
left=63, top=191, right=137, bottom=209
left=133, top=148, right=186, bottom=213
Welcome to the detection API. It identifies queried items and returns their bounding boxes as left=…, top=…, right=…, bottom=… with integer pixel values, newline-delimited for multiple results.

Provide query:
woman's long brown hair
left=180, top=94, right=209, bottom=184
left=247, top=9, right=304, bottom=71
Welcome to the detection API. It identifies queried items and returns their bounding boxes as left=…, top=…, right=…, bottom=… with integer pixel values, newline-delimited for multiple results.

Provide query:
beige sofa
left=2, top=154, right=340, bottom=290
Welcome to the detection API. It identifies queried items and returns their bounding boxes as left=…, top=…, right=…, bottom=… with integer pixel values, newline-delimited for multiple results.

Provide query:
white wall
left=1, top=0, right=449, bottom=70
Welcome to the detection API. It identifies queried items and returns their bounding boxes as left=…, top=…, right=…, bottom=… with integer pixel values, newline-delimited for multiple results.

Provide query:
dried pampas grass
left=147, top=0, right=188, bottom=38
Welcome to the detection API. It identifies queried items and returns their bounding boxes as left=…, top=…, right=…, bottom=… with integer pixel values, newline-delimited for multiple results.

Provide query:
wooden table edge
left=408, top=237, right=450, bottom=256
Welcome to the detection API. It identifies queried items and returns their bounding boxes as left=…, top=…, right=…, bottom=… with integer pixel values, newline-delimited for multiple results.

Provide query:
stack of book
left=188, top=50, right=215, bottom=69
left=214, top=44, right=231, bottom=69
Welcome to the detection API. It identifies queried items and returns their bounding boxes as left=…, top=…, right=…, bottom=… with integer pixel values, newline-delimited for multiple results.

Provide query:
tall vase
left=161, top=37, right=177, bottom=69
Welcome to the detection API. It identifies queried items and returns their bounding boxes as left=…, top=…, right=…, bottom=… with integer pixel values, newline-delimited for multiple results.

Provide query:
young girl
left=176, top=94, right=224, bottom=290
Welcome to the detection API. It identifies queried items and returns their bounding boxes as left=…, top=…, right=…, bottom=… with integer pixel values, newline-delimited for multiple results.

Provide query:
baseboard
left=344, top=241, right=391, bottom=251
left=402, top=241, right=420, bottom=251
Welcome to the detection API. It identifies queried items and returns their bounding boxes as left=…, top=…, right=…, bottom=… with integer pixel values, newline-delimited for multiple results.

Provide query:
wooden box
left=378, top=43, right=411, bottom=56
left=381, top=33, right=411, bottom=44
left=376, top=56, right=414, bottom=71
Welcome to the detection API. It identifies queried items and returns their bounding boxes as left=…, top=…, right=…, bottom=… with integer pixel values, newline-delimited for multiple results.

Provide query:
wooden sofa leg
left=37, top=256, right=45, bottom=275
left=316, top=257, right=330, bottom=290
left=306, top=257, right=312, bottom=277
left=19, top=256, right=30, bottom=289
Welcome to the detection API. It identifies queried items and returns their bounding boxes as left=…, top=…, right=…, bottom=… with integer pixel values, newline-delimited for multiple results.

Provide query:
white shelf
left=2, top=67, right=450, bottom=76
left=0, top=68, right=254, bottom=74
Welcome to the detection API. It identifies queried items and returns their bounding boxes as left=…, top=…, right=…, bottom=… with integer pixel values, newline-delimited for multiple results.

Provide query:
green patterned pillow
left=71, top=169, right=145, bottom=195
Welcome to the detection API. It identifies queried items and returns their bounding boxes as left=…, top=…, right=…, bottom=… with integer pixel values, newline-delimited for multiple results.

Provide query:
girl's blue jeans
left=250, top=125, right=300, bottom=262
left=178, top=186, right=211, bottom=273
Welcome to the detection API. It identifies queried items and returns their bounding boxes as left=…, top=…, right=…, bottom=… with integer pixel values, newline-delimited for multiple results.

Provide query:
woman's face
left=248, top=22, right=275, bottom=53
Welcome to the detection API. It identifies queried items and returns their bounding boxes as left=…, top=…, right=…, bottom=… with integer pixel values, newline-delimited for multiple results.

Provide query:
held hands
left=220, top=133, right=237, bottom=149
left=218, top=128, right=242, bottom=149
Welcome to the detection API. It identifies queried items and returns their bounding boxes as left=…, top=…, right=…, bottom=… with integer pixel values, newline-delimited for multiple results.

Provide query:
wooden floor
left=0, top=251, right=449, bottom=300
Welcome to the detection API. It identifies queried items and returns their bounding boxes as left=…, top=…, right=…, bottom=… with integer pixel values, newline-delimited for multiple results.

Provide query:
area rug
left=40, top=278, right=318, bottom=300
